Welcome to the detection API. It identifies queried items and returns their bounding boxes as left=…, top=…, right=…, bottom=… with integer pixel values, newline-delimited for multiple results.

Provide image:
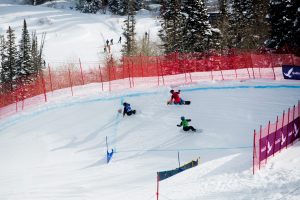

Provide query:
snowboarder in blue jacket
left=123, top=102, right=136, bottom=117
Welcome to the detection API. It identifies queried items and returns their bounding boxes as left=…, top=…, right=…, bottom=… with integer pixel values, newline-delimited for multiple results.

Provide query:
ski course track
left=1, top=84, right=300, bottom=153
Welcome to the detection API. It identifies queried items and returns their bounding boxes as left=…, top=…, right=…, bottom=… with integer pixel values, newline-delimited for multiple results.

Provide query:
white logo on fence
left=267, top=141, right=272, bottom=154
left=284, top=68, right=293, bottom=78
left=281, top=132, right=286, bottom=145
left=295, top=124, right=299, bottom=137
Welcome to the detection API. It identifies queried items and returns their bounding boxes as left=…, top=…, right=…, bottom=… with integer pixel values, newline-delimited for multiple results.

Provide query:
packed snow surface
left=1, top=79, right=300, bottom=200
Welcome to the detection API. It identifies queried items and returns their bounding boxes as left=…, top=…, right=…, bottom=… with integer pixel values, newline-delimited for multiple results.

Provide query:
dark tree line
left=159, top=0, right=299, bottom=55
left=76, top=0, right=145, bottom=15
left=0, top=20, right=45, bottom=93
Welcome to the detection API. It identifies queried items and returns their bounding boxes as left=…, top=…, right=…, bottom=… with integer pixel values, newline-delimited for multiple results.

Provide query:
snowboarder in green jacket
left=177, top=116, right=196, bottom=132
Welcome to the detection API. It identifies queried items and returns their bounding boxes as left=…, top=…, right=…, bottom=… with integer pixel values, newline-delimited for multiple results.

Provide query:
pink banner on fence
left=254, top=101, right=300, bottom=173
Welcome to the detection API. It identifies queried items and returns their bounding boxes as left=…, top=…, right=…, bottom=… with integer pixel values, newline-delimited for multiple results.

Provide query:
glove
left=178, top=90, right=181, bottom=92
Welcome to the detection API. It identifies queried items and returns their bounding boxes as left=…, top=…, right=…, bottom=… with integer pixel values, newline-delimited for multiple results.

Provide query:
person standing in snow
left=177, top=116, right=196, bottom=132
left=122, top=102, right=136, bottom=117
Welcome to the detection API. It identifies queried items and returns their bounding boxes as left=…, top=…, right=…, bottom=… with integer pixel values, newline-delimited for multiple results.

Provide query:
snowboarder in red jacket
left=169, top=89, right=184, bottom=104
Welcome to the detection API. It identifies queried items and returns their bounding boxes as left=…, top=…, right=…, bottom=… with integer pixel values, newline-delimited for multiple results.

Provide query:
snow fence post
left=140, top=53, right=144, bottom=77
left=286, top=108, right=290, bottom=149
left=41, top=72, right=47, bottom=102
left=156, top=173, right=159, bottom=200
left=259, top=125, right=262, bottom=170
left=79, top=58, right=84, bottom=85
left=265, top=121, right=271, bottom=165
left=68, top=68, right=73, bottom=96
left=98, top=65, right=104, bottom=91
left=160, top=60, right=165, bottom=85
left=253, top=129, right=256, bottom=175
left=273, top=116, right=279, bottom=157
left=131, top=60, right=135, bottom=88
left=280, top=110, right=285, bottom=153
left=292, top=105, right=295, bottom=145
left=48, top=64, right=53, bottom=93
left=156, top=57, right=160, bottom=86
left=246, top=68, right=251, bottom=79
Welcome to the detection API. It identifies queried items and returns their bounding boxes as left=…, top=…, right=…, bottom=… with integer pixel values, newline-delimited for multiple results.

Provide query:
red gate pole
left=253, top=129, right=256, bottom=175
left=265, top=121, right=271, bottom=165
left=98, top=65, right=104, bottom=91
left=286, top=108, right=290, bottom=149
left=259, top=125, right=262, bottom=170
left=292, top=105, right=295, bottom=145
left=68, top=68, right=74, bottom=96
left=273, top=116, right=279, bottom=157
left=280, top=111, right=285, bottom=153
left=79, top=58, right=85, bottom=85
left=48, top=64, right=53, bottom=93
left=156, top=174, right=159, bottom=200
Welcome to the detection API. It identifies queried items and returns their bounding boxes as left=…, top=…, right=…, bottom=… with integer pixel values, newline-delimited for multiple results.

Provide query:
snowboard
left=180, top=128, right=203, bottom=133
left=167, top=100, right=191, bottom=105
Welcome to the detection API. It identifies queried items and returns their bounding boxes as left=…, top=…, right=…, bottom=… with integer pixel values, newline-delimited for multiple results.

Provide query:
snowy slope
left=1, top=2, right=300, bottom=200
left=1, top=79, right=300, bottom=200
left=0, top=1, right=160, bottom=67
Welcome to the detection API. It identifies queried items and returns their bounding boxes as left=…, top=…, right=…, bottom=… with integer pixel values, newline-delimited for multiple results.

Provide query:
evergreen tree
left=229, top=0, right=257, bottom=50
left=77, top=0, right=102, bottom=13
left=217, top=0, right=231, bottom=49
left=159, top=0, right=185, bottom=53
left=252, top=0, right=270, bottom=49
left=122, top=0, right=137, bottom=56
left=31, top=31, right=46, bottom=77
left=4, top=26, right=18, bottom=91
left=108, top=0, right=122, bottom=14
left=267, top=0, right=299, bottom=53
left=182, top=0, right=213, bottom=52
left=0, top=35, right=7, bottom=85
left=17, top=19, right=33, bottom=85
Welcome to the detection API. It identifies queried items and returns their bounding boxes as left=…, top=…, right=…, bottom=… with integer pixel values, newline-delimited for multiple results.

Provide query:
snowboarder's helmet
left=181, top=116, right=185, bottom=120
left=170, top=89, right=174, bottom=93
left=123, top=102, right=126, bottom=106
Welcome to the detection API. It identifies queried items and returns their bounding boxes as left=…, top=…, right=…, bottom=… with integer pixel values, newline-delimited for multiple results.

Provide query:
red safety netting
left=0, top=52, right=298, bottom=119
